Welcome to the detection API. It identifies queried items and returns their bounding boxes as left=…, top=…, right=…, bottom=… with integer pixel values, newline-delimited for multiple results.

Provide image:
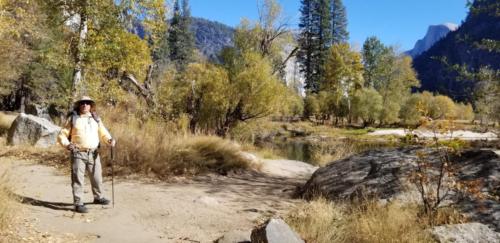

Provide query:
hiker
left=57, top=96, right=116, bottom=213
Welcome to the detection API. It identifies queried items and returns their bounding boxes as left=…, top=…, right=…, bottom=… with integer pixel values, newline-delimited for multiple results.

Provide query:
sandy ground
left=0, top=156, right=316, bottom=243
left=369, top=129, right=498, bottom=140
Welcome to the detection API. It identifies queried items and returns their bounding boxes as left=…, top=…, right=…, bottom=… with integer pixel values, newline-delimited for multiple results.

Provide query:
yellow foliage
left=0, top=0, right=42, bottom=94
left=181, top=62, right=230, bottom=130
left=431, top=95, right=456, bottom=119
left=233, top=52, right=284, bottom=117
left=86, top=28, right=152, bottom=103
left=322, top=43, right=364, bottom=95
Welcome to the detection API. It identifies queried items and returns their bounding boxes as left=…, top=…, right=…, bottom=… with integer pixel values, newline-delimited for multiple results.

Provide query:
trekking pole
left=111, top=145, right=115, bottom=208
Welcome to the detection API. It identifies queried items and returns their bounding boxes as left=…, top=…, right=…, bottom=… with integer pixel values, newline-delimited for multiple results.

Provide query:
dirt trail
left=0, top=157, right=315, bottom=243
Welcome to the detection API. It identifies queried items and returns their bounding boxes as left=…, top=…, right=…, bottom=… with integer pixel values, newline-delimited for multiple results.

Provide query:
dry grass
left=286, top=198, right=346, bottom=242
left=309, top=140, right=358, bottom=166
left=286, top=198, right=436, bottom=243
left=343, top=201, right=434, bottom=243
left=99, top=107, right=254, bottom=177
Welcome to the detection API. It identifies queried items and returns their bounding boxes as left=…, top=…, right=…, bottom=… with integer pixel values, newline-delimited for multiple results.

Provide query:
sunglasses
left=79, top=101, right=93, bottom=106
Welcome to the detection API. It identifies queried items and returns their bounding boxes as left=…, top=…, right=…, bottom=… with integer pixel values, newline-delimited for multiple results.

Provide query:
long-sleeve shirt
left=58, top=113, right=112, bottom=149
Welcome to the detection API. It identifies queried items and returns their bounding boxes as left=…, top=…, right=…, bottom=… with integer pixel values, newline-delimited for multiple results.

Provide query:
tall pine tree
left=317, top=0, right=332, bottom=85
left=331, top=0, right=349, bottom=44
left=181, top=0, right=195, bottom=58
left=168, top=0, right=194, bottom=69
left=298, top=0, right=316, bottom=91
left=298, top=0, right=332, bottom=93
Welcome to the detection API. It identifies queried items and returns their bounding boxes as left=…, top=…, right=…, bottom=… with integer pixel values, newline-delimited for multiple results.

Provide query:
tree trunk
left=120, top=72, right=156, bottom=107
left=70, top=10, right=88, bottom=105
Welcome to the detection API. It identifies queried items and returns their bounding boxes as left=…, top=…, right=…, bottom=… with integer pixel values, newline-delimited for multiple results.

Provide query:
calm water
left=257, top=137, right=393, bottom=164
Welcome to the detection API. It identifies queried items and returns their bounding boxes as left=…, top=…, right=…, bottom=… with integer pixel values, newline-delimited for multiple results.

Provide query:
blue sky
left=189, top=0, right=469, bottom=51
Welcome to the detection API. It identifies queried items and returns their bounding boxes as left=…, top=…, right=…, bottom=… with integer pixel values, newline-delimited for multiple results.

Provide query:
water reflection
left=256, top=137, right=393, bottom=165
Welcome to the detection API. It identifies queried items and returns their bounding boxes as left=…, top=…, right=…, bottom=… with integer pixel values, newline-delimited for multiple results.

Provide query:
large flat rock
left=298, top=147, right=500, bottom=230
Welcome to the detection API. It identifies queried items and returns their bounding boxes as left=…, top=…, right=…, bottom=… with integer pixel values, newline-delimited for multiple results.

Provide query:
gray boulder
left=7, top=113, right=61, bottom=147
left=431, top=223, right=500, bottom=243
left=250, top=218, right=303, bottom=243
left=299, top=147, right=499, bottom=200
left=299, top=147, right=426, bottom=201
left=298, top=147, right=500, bottom=230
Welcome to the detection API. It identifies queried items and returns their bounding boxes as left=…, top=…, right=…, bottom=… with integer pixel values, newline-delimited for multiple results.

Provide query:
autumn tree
left=362, top=36, right=386, bottom=88
left=376, top=51, right=420, bottom=125
left=232, top=0, right=295, bottom=79
left=321, top=43, right=364, bottom=122
left=0, top=0, right=73, bottom=110
left=351, top=88, right=383, bottom=126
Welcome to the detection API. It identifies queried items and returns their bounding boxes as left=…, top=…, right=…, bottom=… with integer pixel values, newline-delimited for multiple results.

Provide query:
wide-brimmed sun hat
left=74, top=96, right=96, bottom=108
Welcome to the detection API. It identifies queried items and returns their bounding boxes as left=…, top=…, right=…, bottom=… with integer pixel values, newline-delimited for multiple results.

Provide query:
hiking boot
left=93, top=197, right=110, bottom=205
left=75, top=205, right=88, bottom=213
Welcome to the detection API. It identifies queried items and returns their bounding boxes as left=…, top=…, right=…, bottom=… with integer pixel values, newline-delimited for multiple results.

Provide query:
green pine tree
left=298, top=0, right=316, bottom=92
left=331, top=0, right=349, bottom=44
left=317, top=0, right=333, bottom=85
left=168, top=0, right=194, bottom=69
left=298, top=0, right=333, bottom=93
left=180, top=0, right=195, bottom=60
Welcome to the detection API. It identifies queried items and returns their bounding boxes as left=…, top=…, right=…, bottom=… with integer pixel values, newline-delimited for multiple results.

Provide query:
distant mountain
left=131, top=17, right=234, bottom=62
left=413, top=0, right=500, bottom=103
left=406, top=23, right=458, bottom=58
left=190, top=17, right=234, bottom=61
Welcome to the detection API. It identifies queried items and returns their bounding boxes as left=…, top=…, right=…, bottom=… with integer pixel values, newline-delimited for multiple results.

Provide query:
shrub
left=303, top=93, right=320, bottom=119
left=430, top=95, right=456, bottom=119
left=351, top=88, right=383, bottom=126
left=454, top=103, right=475, bottom=121
left=399, top=93, right=424, bottom=126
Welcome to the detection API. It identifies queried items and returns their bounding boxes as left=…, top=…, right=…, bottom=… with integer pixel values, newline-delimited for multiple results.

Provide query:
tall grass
left=99, top=107, right=254, bottom=177
left=286, top=198, right=435, bottom=243
left=285, top=198, right=346, bottom=242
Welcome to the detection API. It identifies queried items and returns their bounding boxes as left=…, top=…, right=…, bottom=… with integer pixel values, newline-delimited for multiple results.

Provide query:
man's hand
left=108, top=139, right=116, bottom=147
left=67, top=143, right=77, bottom=152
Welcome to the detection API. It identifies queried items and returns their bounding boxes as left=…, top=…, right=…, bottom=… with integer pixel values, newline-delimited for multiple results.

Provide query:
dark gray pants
left=71, top=150, right=104, bottom=206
